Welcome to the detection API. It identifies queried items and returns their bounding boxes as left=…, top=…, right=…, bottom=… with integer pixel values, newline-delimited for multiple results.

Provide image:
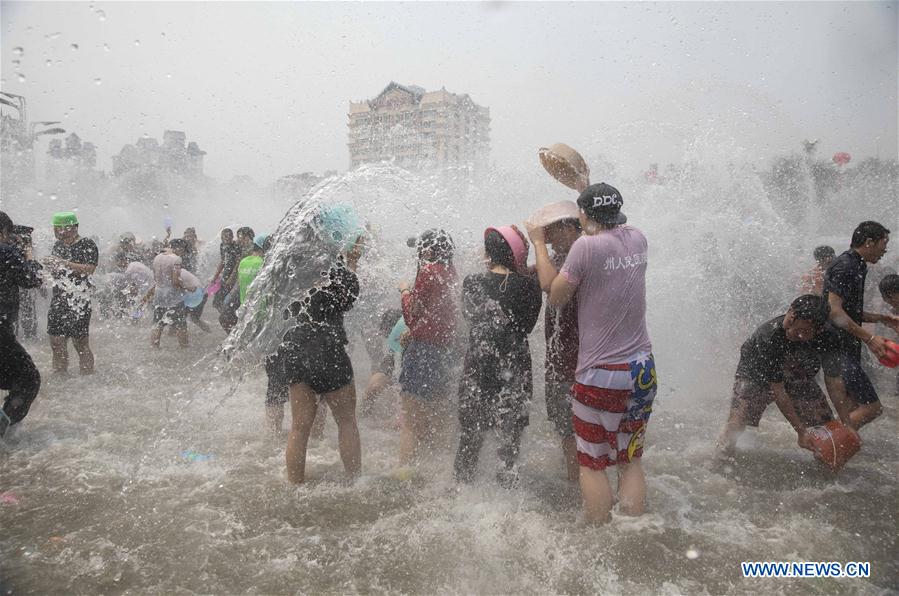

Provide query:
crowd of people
left=2, top=173, right=898, bottom=523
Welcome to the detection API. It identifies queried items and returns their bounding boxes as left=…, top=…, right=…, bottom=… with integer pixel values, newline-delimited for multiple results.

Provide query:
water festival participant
left=716, top=295, right=856, bottom=454
left=181, top=227, right=211, bottom=333
left=219, top=226, right=255, bottom=333
left=210, top=228, right=241, bottom=312
left=148, top=238, right=189, bottom=348
left=529, top=200, right=583, bottom=482
left=878, top=274, right=899, bottom=395
left=800, top=245, right=835, bottom=295
left=44, top=212, right=99, bottom=375
left=824, top=221, right=899, bottom=429
left=360, top=308, right=404, bottom=417
left=280, top=206, right=365, bottom=484
left=454, top=226, right=542, bottom=487
left=0, top=211, right=43, bottom=435
left=397, top=228, right=458, bottom=466
left=529, top=183, right=657, bottom=524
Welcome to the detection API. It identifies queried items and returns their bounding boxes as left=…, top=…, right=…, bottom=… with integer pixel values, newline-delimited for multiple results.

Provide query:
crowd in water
left=2, top=148, right=899, bottom=524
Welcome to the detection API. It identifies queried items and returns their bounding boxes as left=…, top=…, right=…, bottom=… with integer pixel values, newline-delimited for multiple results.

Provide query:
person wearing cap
left=716, top=294, right=856, bottom=454
left=527, top=183, right=656, bottom=523
left=43, top=211, right=98, bottom=375
left=0, top=211, right=44, bottom=435
left=800, top=245, right=835, bottom=296
left=147, top=238, right=189, bottom=348
left=396, top=228, right=458, bottom=466
left=528, top=200, right=583, bottom=482
left=453, top=225, right=542, bottom=487
left=823, top=221, right=899, bottom=430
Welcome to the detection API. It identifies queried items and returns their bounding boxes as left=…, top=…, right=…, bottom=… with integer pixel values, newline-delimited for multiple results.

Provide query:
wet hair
left=879, top=274, right=899, bottom=298
left=236, top=226, right=255, bottom=240
left=379, top=308, right=403, bottom=336
left=789, top=294, right=830, bottom=327
left=221, top=228, right=234, bottom=238
left=813, top=245, right=835, bottom=262
left=850, top=221, right=890, bottom=248
left=0, top=211, right=12, bottom=235
left=169, top=238, right=189, bottom=252
left=484, top=229, right=516, bottom=270
left=417, top=228, right=454, bottom=265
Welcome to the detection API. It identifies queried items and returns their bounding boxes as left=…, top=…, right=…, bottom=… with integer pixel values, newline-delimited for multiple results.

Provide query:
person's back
left=563, top=224, right=651, bottom=372
left=152, top=251, right=182, bottom=306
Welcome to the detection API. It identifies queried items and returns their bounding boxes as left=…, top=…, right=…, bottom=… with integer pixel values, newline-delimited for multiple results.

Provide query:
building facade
left=347, top=82, right=490, bottom=174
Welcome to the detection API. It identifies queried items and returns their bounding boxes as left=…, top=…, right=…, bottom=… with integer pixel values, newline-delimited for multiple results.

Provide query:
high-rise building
left=347, top=82, right=490, bottom=174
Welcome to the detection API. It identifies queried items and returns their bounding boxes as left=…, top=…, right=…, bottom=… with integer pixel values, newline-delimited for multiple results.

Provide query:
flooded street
left=2, top=314, right=896, bottom=594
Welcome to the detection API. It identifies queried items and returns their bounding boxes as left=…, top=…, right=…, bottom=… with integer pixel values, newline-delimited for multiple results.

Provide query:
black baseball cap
left=576, top=182, right=627, bottom=225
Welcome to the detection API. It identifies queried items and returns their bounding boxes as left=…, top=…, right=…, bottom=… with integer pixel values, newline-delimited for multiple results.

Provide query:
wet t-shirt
left=545, top=252, right=578, bottom=383
left=823, top=249, right=867, bottom=349
left=560, top=225, right=652, bottom=376
left=238, top=255, right=263, bottom=303
left=461, top=270, right=542, bottom=395
left=735, top=315, right=843, bottom=384
left=51, top=237, right=98, bottom=300
left=0, top=242, right=43, bottom=330
left=284, top=260, right=360, bottom=347
left=152, top=252, right=183, bottom=307
left=220, top=241, right=241, bottom=282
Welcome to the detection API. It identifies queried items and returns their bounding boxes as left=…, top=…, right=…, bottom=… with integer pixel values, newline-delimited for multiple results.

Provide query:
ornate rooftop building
left=347, top=82, right=490, bottom=174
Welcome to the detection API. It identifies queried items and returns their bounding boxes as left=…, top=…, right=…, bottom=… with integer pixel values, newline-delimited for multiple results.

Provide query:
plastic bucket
left=878, top=339, right=899, bottom=368
left=183, top=287, right=205, bottom=309
left=808, top=420, right=861, bottom=473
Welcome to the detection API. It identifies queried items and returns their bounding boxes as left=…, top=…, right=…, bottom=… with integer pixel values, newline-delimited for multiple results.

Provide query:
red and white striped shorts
left=571, top=355, right=658, bottom=471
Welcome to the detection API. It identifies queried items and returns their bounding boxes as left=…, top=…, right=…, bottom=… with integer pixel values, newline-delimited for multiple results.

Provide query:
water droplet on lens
left=71, top=43, right=79, bottom=51
left=103, top=43, right=110, bottom=52
left=686, top=549, right=700, bottom=559
left=50, top=194, right=58, bottom=201
left=12, top=47, right=24, bottom=56
left=165, top=73, right=172, bottom=79
left=45, top=59, right=52, bottom=67
left=94, top=78, right=102, bottom=85
left=17, top=73, right=26, bottom=82
left=134, top=39, right=141, bottom=46
left=97, top=9, right=106, bottom=21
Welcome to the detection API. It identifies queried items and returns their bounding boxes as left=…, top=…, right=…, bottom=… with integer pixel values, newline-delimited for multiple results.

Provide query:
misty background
left=2, top=1, right=896, bottom=183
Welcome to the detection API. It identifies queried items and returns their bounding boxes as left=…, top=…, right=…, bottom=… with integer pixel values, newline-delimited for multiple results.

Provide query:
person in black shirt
left=43, top=212, right=98, bottom=375
left=717, top=295, right=856, bottom=454
left=0, top=211, right=44, bottom=436
left=824, top=221, right=899, bottom=429
left=210, top=228, right=241, bottom=312
left=279, top=235, right=364, bottom=484
left=454, top=227, right=542, bottom=487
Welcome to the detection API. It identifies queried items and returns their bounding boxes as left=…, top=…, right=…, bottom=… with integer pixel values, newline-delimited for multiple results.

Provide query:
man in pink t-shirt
left=528, top=182, right=657, bottom=524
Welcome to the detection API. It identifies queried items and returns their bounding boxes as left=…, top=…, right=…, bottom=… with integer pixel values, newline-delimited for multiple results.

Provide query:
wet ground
left=1, top=313, right=897, bottom=595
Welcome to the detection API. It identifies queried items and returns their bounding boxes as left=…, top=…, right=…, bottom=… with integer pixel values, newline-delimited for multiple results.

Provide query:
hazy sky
left=2, top=1, right=896, bottom=183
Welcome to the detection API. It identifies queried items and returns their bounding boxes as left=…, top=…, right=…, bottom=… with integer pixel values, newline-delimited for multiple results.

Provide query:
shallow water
left=2, top=310, right=897, bottom=595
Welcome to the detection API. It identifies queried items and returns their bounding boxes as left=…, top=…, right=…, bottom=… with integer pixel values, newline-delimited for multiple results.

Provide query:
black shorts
left=153, top=304, right=187, bottom=330
left=730, top=378, right=834, bottom=427
left=280, top=338, right=353, bottom=395
left=47, top=294, right=92, bottom=338
left=841, top=346, right=879, bottom=405
left=265, top=353, right=289, bottom=407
